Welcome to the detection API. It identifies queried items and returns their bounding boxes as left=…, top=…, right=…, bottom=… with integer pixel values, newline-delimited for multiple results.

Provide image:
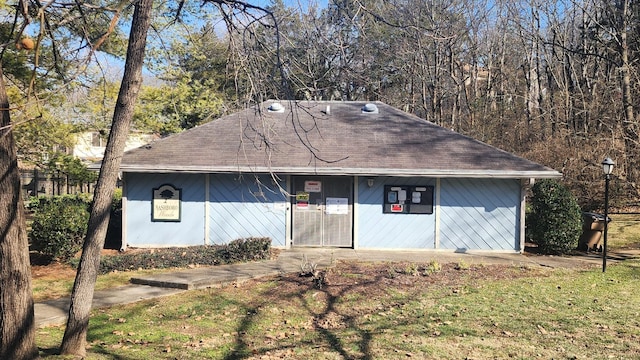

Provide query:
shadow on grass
left=222, top=262, right=415, bottom=360
left=69, top=261, right=495, bottom=359
left=39, top=345, right=129, bottom=360
left=37, top=347, right=58, bottom=357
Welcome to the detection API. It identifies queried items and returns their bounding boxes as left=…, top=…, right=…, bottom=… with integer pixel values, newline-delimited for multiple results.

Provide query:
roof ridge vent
left=362, top=103, right=378, bottom=114
left=268, top=102, right=285, bottom=113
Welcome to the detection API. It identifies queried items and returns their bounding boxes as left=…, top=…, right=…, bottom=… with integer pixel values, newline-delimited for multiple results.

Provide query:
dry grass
left=35, top=260, right=640, bottom=359
left=30, top=215, right=640, bottom=358
left=609, top=214, right=640, bottom=249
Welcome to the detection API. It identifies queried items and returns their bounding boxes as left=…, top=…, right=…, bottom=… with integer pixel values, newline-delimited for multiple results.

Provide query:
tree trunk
left=618, top=0, right=637, bottom=182
left=59, top=0, right=154, bottom=356
left=0, top=64, right=38, bottom=359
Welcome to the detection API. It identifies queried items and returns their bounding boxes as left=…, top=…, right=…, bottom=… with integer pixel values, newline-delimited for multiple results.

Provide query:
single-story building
left=118, top=100, right=561, bottom=253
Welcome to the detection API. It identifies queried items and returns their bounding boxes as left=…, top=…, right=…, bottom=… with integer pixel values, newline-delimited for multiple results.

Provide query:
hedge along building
left=118, top=100, right=561, bottom=253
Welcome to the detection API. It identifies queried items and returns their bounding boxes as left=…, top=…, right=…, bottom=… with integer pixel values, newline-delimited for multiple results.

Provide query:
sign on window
left=383, top=185, right=434, bottom=214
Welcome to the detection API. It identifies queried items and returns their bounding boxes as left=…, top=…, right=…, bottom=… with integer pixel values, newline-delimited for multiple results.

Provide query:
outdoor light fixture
left=55, top=161, right=62, bottom=196
left=602, top=157, right=614, bottom=176
left=601, top=157, right=614, bottom=272
left=367, top=178, right=375, bottom=188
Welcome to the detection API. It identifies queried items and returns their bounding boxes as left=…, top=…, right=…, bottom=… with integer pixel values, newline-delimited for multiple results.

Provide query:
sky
left=91, top=0, right=331, bottom=83
left=253, top=0, right=329, bottom=9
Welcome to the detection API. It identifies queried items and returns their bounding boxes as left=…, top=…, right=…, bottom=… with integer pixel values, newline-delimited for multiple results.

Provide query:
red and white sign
left=304, top=181, right=322, bottom=192
left=391, top=204, right=404, bottom=213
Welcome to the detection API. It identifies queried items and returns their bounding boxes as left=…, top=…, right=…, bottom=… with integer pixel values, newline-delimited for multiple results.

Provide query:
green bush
left=111, top=188, right=122, bottom=212
left=526, top=179, right=582, bottom=255
left=29, top=195, right=91, bottom=262
left=26, top=193, right=92, bottom=213
left=83, top=237, right=273, bottom=274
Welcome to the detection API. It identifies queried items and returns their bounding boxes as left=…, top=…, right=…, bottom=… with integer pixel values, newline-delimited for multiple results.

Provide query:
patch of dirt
left=31, top=249, right=133, bottom=280
left=31, top=262, right=76, bottom=281
left=258, top=261, right=547, bottom=304
left=615, top=241, right=640, bottom=250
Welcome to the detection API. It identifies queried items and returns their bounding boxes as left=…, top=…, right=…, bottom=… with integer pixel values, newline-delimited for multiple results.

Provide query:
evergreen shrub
left=526, top=179, right=582, bottom=255
left=28, top=195, right=91, bottom=262
left=87, top=237, right=272, bottom=274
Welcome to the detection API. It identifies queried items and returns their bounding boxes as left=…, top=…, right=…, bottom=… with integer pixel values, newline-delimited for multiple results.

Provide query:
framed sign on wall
left=152, top=184, right=182, bottom=222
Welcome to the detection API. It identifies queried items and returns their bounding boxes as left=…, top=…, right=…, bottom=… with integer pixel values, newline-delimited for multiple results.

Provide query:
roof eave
left=119, top=165, right=562, bottom=179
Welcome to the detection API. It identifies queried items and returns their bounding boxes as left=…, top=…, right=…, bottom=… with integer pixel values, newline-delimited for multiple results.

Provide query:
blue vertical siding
left=124, top=173, right=206, bottom=247
left=358, top=177, right=436, bottom=249
left=439, top=178, right=520, bottom=251
left=208, top=174, right=287, bottom=246
left=124, top=171, right=522, bottom=252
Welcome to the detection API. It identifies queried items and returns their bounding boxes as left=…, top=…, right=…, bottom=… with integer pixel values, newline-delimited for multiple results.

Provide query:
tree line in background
left=8, top=0, right=637, bottom=209
left=245, top=0, right=638, bottom=210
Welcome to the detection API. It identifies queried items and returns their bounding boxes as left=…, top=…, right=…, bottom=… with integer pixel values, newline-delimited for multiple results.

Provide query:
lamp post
left=54, top=161, right=62, bottom=196
left=601, top=157, right=614, bottom=272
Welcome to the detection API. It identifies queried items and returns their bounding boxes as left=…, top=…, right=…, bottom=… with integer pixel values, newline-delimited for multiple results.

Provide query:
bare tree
left=615, top=0, right=638, bottom=181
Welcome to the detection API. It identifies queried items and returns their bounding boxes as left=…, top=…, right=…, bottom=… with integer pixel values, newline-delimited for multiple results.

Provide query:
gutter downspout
left=120, top=174, right=128, bottom=252
left=205, top=173, right=210, bottom=245
left=285, top=175, right=292, bottom=249
left=434, top=178, right=441, bottom=249
left=519, top=178, right=533, bottom=253
left=353, top=176, right=359, bottom=249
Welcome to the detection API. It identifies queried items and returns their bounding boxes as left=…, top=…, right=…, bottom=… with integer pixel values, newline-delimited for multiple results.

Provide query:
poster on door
left=325, top=197, right=349, bottom=214
left=296, top=191, right=310, bottom=210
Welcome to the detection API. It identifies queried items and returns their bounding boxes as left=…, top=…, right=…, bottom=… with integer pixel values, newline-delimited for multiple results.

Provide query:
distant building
left=20, top=130, right=158, bottom=198
left=73, top=131, right=159, bottom=162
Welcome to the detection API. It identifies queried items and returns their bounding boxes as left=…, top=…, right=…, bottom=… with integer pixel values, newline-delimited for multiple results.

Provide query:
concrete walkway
left=35, top=248, right=639, bottom=328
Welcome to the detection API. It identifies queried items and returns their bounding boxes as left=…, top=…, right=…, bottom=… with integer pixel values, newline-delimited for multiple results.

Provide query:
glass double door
left=292, top=176, right=353, bottom=247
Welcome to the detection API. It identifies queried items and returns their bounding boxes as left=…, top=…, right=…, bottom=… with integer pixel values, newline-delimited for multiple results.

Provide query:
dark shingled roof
left=120, top=100, right=561, bottom=178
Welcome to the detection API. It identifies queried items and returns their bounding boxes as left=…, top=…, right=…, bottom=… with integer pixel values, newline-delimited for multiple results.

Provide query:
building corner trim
left=205, top=173, right=210, bottom=245
left=434, top=178, right=441, bottom=249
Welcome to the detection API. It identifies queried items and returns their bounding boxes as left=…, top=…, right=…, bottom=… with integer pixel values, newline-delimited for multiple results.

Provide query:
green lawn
left=36, top=260, right=640, bottom=359
left=33, top=214, right=640, bottom=359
